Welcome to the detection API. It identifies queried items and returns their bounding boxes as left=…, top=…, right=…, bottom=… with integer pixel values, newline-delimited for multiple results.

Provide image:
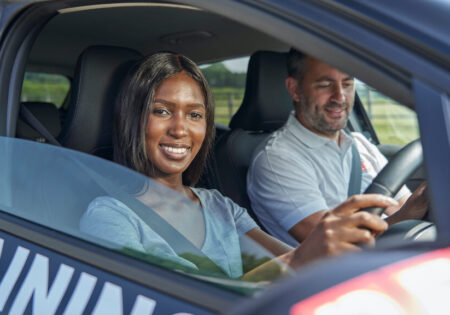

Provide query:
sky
left=222, top=56, right=249, bottom=73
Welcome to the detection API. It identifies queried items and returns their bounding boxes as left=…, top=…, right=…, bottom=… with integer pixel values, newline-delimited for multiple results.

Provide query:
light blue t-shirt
left=80, top=187, right=258, bottom=278
left=247, top=112, right=410, bottom=246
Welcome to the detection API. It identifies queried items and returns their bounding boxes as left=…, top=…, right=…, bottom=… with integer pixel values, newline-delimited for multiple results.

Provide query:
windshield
left=0, top=137, right=290, bottom=294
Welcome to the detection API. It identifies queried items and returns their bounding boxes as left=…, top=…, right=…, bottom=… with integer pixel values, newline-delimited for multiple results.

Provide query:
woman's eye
left=153, top=108, right=169, bottom=116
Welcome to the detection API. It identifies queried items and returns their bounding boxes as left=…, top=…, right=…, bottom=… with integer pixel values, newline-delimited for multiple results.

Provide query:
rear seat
left=16, top=101, right=61, bottom=143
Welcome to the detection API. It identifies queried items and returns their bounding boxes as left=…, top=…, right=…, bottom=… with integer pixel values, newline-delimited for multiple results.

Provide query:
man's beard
left=298, top=95, right=350, bottom=136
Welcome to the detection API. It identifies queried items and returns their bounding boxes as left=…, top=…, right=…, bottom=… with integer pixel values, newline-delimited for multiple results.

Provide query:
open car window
left=356, top=81, right=419, bottom=146
left=0, top=137, right=289, bottom=294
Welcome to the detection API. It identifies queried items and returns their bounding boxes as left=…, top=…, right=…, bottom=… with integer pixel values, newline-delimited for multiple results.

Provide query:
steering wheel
left=361, top=139, right=435, bottom=241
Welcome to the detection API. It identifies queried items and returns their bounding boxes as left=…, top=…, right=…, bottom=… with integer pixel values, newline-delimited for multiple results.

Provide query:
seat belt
left=74, top=158, right=228, bottom=277
left=19, top=103, right=62, bottom=146
left=347, top=135, right=362, bottom=197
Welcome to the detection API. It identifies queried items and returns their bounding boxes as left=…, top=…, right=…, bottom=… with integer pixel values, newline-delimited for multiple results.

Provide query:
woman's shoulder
left=191, top=187, right=258, bottom=234
left=87, top=195, right=129, bottom=211
left=191, top=187, right=245, bottom=215
left=191, top=187, right=230, bottom=206
left=82, top=196, right=138, bottom=222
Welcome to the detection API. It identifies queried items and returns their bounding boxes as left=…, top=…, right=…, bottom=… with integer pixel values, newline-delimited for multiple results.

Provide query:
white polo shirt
left=247, top=112, right=410, bottom=246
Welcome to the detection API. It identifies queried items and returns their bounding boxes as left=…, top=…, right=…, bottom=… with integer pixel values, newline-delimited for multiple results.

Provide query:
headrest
left=229, top=51, right=293, bottom=131
left=58, top=45, right=142, bottom=159
left=16, top=101, right=61, bottom=142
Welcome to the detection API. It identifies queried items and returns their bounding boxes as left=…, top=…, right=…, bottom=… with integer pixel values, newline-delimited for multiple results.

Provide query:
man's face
left=289, top=57, right=355, bottom=139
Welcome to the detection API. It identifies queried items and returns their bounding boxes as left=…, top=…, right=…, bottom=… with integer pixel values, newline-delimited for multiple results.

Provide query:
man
left=247, top=48, right=426, bottom=246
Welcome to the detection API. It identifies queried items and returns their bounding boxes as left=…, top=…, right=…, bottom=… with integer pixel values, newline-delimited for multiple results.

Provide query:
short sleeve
left=80, top=196, right=146, bottom=252
left=194, top=188, right=258, bottom=236
left=221, top=193, right=259, bottom=235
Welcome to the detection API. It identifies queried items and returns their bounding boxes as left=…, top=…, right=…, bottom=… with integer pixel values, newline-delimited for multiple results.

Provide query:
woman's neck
left=151, top=174, right=198, bottom=204
left=153, top=174, right=185, bottom=193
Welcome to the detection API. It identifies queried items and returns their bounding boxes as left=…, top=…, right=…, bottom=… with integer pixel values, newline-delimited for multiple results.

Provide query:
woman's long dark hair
left=114, top=52, right=215, bottom=186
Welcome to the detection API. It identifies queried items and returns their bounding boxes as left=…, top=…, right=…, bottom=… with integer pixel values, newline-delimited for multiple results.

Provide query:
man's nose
left=331, top=85, right=346, bottom=104
left=168, top=113, right=188, bottom=138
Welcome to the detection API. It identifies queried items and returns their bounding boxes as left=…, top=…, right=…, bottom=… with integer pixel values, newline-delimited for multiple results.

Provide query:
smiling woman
left=113, top=53, right=216, bottom=189
left=145, top=73, right=207, bottom=191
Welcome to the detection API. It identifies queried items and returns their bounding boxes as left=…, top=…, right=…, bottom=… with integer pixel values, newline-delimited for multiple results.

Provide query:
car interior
left=13, top=2, right=431, bottom=249
left=19, top=4, right=296, bottom=208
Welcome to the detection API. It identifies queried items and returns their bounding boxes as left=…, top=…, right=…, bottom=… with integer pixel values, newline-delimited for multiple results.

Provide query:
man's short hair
left=287, top=48, right=308, bottom=84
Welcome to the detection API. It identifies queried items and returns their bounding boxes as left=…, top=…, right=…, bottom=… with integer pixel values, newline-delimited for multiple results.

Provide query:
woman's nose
left=168, top=114, right=187, bottom=138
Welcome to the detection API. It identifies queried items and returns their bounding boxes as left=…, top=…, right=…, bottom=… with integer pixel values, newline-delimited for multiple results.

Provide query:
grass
left=363, top=101, right=419, bottom=145
left=21, top=73, right=70, bottom=107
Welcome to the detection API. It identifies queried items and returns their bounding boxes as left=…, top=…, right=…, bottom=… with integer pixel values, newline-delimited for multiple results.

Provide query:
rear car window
left=201, top=57, right=249, bottom=126
left=21, top=72, right=70, bottom=108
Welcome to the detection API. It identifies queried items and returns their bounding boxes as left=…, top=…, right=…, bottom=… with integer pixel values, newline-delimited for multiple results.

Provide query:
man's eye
left=343, top=82, right=354, bottom=88
left=317, top=84, right=331, bottom=89
left=190, top=112, right=203, bottom=119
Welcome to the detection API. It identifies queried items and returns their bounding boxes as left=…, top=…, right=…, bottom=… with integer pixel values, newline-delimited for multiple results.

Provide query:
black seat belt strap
left=19, top=103, right=62, bottom=146
left=347, top=135, right=362, bottom=197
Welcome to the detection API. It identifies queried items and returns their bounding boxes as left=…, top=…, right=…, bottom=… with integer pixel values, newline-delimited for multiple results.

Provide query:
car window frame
left=0, top=0, right=448, bottom=312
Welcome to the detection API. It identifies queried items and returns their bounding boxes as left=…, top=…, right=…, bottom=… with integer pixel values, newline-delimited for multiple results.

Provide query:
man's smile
left=323, top=103, right=348, bottom=119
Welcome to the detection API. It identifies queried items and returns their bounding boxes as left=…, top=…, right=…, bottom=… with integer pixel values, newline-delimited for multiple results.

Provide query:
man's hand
left=286, top=194, right=397, bottom=268
left=386, top=182, right=429, bottom=226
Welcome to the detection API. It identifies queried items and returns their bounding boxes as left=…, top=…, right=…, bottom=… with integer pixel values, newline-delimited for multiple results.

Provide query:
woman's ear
left=285, top=76, right=301, bottom=102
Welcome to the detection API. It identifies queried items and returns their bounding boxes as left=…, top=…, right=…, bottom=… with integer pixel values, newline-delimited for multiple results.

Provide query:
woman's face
left=145, top=72, right=207, bottom=179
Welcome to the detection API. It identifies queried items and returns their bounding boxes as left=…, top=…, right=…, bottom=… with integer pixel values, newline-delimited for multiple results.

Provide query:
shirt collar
left=285, top=111, right=352, bottom=150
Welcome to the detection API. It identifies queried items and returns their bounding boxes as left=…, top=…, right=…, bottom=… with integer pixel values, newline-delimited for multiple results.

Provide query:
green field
left=21, top=73, right=70, bottom=107
left=362, top=99, right=419, bottom=145
left=211, top=87, right=244, bottom=125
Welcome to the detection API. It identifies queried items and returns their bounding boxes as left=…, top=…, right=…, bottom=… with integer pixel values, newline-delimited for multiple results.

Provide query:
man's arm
left=241, top=194, right=395, bottom=281
left=385, top=182, right=428, bottom=226
left=288, top=210, right=326, bottom=242
left=384, top=193, right=410, bottom=215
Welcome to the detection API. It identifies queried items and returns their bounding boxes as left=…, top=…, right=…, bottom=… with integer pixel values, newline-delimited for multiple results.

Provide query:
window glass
left=356, top=81, right=419, bottom=145
left=0, top=137, right=288, bottom=293
left=201, top=57, right=249, bottom=125
left=21, top=72, right=70, bottom=108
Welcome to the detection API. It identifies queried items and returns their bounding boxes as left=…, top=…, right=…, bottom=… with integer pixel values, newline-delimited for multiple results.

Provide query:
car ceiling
left=27, top=3, right=289, bottom=76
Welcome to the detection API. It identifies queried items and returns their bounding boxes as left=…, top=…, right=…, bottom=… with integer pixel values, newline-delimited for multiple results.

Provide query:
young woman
left=80, top=52, right=394, bottom=280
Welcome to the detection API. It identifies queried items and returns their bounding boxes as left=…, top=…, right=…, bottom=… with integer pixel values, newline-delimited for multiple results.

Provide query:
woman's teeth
left=161, top=145, right=188, bottom=154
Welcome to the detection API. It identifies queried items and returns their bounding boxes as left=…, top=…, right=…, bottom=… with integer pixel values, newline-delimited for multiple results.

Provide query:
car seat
left=213, top=51, right=293, bottom=223
left=58, top=45, right=142, bottom=160
left=24, top=45, right=143, bottom=231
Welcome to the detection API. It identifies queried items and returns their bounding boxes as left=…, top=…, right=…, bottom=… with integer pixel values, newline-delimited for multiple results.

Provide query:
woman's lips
left=159, top=144, right=190, bottom=160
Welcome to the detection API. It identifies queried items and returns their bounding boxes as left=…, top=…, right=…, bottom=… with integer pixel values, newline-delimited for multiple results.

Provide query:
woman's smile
left=159, top=143, right=191, bottom=160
